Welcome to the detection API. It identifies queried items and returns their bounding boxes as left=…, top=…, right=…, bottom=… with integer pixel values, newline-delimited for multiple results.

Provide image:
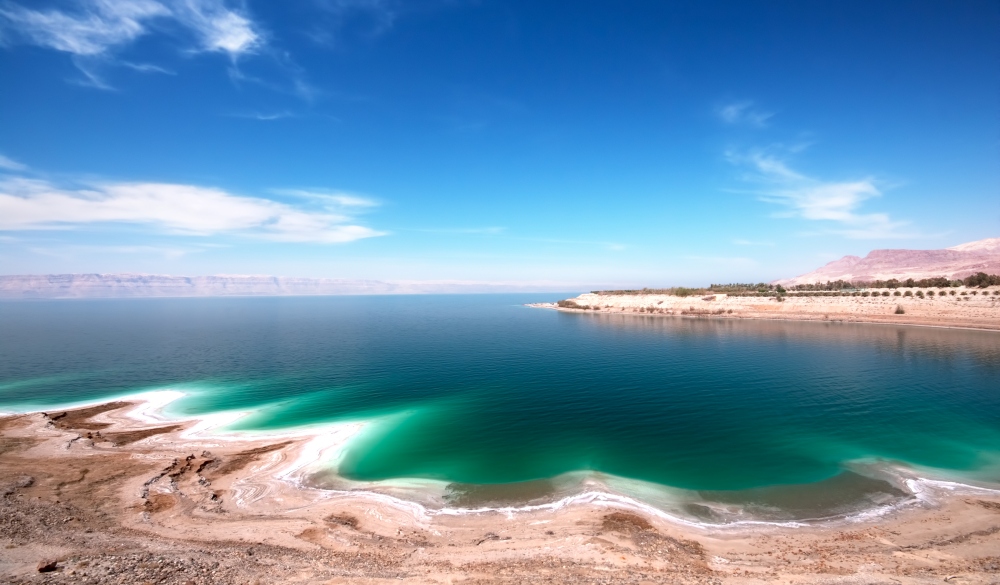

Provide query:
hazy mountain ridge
left=776, top=238, right=1000, bottom=286
left=0, top=274, right=567, bottom=298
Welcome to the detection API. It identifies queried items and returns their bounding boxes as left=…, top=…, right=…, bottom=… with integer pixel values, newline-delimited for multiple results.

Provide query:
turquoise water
left=2, top=296, right=999, bottom=520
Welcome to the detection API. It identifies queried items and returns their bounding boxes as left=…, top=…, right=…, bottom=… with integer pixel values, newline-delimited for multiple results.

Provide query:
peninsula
left=547, top=239, right=1000, bottom=331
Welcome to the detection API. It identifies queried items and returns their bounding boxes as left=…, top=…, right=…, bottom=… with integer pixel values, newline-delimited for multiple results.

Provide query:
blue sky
left=1, top=0, right=998, bottom=287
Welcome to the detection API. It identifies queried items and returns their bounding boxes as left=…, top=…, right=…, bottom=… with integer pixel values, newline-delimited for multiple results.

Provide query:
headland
left=542, top=284, right=1000, bottom=331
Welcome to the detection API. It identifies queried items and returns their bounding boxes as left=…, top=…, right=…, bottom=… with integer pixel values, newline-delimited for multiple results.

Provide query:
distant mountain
left=775, top=238, right=1000, bottom=286
left=0, top=274, right=570, bottom=299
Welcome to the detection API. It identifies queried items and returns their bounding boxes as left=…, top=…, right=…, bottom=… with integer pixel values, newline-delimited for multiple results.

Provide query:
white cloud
left=0, top=154, right=27, bottom=171
left=0, top=0, right=260, bottom=86
left=728, top=149, right=913, bottom=239
left=717, top=101, right=773, bottom=128
left=0, top=176, right=384, bottom=243
left=0, top=0, right=168, bottom=56
left=171, top=0, right=260, bottom=55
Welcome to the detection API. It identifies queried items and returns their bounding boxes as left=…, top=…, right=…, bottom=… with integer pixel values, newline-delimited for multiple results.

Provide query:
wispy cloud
left=0, top=0, right=261, bottom=87
left=272, top=189, right=380, bottom=208
left=308, top=0, right=398, bottom=44
left=717, top=101, right=773, bottom=128
left=727, top=148, right=914, bottom=239
left=230, top=110, right=296, bottom=121
left=0, top=0, right=169, bottom=56
left=121, top=61, right=176, bottom=74
left=0, top=154, right=28, bottom=171
left=0, top=174, right=385, bottom=244
left=27, top=244, right=197, bottom=260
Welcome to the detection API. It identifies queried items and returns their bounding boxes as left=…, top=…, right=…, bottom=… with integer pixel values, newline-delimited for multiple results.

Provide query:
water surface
left=2, top=295, right=998, bottom=521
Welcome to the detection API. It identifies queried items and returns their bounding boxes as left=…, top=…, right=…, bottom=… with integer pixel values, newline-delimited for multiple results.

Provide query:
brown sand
left=2, top=401, right=1000, bottom=584
left=543, top=286, right=1000, bottom=331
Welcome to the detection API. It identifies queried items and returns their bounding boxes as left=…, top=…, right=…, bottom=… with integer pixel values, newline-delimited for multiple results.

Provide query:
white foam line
left=10, top=392, right=1000, bottom=531
left=275, top=423, right=366, bottom=486
left=305, top=487, right=811, bottom=530
left=906, top=477, right=1000, bottom=503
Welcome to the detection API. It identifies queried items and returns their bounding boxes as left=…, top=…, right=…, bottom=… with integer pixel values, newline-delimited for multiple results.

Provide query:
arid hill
left=775, top=237, right=1000, bottom=286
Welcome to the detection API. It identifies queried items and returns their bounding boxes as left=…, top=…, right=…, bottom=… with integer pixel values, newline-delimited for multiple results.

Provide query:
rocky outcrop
left=775, top=238, right=1000, bottom=286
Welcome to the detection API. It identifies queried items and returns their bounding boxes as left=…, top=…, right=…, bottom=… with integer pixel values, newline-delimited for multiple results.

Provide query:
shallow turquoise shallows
left=2, top=295, right=999, bottom=518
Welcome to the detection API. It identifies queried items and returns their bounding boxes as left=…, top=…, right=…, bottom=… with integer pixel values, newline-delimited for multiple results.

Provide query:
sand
left=541, top=286, right=1000, bottom=331
left=2, top=399, right=1000, bottom=584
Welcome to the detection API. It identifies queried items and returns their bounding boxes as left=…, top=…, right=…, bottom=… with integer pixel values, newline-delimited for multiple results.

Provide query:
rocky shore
left=3, top=401, right=1000, bottom=584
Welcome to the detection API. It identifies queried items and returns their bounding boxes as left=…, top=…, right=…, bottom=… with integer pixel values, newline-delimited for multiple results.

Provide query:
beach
left=3, top=398, right=1000, bottom=584
left=542, top=286, right=1000, bottom=331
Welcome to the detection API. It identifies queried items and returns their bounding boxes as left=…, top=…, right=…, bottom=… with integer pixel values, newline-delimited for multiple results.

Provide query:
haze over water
left=2, top=296, right=999, bottom=522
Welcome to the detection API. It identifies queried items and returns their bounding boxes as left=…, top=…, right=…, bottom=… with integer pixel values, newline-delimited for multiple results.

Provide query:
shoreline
left=537, top=286, right=1000, bottom=332
left=4, top=397, right=1000, bottom=583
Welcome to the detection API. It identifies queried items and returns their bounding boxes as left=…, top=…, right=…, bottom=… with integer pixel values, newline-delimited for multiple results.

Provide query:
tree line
left=592, top=272, right=1000, bottom=296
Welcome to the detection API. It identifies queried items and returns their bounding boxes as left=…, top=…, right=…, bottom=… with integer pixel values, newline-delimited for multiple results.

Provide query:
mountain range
left=775, top=237, right=1000, bottom=286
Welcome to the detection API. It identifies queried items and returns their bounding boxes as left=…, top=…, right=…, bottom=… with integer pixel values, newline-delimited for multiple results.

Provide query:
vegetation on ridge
left=592, top=273, right=1000, bottom=297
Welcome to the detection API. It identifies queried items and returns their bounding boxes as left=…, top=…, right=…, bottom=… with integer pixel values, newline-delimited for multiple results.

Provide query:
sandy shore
left=540, top=286, right=1000, bottom=331
left=3, top=399, right=1000, bottom=584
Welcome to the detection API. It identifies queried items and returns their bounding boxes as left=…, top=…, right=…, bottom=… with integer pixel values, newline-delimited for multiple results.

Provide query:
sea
left=2, top=295, right=999, bottom=525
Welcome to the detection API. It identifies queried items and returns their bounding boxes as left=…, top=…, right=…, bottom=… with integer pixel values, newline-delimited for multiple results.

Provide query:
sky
left=1, top=0, right=998, bottom=288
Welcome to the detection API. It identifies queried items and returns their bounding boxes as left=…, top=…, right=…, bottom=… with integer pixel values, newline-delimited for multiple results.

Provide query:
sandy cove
left=541, top=286, right=1000, bottom=331
left=2, top=400, right=1000, bottom=584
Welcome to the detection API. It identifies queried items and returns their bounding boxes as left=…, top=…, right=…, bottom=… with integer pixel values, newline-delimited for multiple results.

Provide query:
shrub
left=862, top=291, right=870, bottom=297
left=882, top=291, right=890, bottom=296
left=916, top=291, right=924, bottom=297
left=556, top=300, right=581, bottom=309
left=893, top=291, right=901, bottom=296
left=970, top=291, right=978, bottom=295
left=927, top=290, right=935, bottom=296
left=904, top=291, right=913, bottom=297
left=949, top=290, right=956, bottom=295
left=964, top=272, right=1000, bottom=288
left=895, top=305, right=905, bottom=314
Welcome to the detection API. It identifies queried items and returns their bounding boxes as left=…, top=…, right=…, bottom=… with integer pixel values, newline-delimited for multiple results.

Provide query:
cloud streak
left=0, top=175, right=385, bottom=244
left=727, top=149, right=913, bottom=239
left=0, top=0, right=261, bottom=86
left=0, top=154, right=28, bottom=171
left=717, top=101, right=773, bottom=128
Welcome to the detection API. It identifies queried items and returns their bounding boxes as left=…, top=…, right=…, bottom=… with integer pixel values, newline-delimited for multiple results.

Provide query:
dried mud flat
left=2, top=402, right=1000, bottom=584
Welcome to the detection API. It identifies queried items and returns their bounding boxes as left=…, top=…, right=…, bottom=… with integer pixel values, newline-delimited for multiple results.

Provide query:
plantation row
left=593, top=272, right=1000, bottom=297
